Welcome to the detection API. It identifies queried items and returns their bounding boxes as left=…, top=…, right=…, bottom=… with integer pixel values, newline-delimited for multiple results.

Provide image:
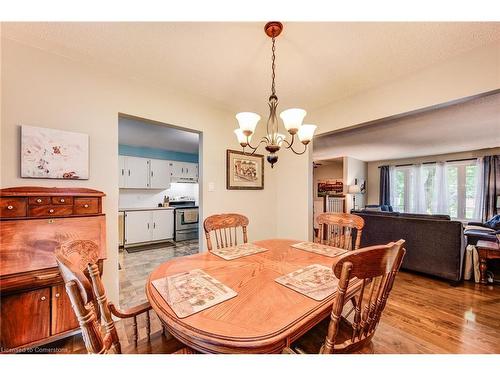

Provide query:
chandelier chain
left=271, top=36, right=276, bottom=97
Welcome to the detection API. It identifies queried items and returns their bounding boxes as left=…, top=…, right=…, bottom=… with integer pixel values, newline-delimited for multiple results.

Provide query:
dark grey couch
left=351, top=210, right=465, bottom=282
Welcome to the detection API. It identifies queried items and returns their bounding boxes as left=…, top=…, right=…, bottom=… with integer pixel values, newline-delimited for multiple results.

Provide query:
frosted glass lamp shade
left=236, top=112, right=260, bottom=135
left=348, top=185, right=362, bottom=194
left=234, top=128, right=250, bottom=146
left=297, top=124, right=317, bottom=143
left=279, top=108, right=306, bottom=134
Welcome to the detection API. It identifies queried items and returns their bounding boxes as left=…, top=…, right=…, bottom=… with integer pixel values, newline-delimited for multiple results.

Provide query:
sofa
left=351, top=210, right=465, bottom=282
left=464, top=215, right=500, bottom=245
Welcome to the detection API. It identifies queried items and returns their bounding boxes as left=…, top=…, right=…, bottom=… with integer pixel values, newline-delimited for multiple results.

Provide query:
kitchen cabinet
left=124, top=209, right=174, bottom=245
left=124, top=210, right=152, bottom=244
left=119, top=156, right=126, bottom=188
left=170, top=161, right=198, bottom=182
left=150, top=159, right=171, bottom=189
left=119, top=156, right=173, bottom=189
left=124, top=156, right=150, bottom=189
left=152, top=210, right=174, bottom=241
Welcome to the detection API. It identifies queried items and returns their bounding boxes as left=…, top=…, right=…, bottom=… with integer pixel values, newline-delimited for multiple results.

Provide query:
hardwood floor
left=39, top=271, right=500, bottom=354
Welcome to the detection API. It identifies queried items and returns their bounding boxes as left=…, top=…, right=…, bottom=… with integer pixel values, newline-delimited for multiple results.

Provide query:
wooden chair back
left=55, top=240, right=121, bottom=354
left=316, top=213, right=364, bottom=250
left=203, top=213, right=249, bottom=251
left=320, top=239, right=406, bottom=354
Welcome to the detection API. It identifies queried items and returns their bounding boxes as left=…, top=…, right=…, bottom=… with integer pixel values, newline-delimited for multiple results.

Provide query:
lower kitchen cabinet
left=152, top=210, right=174, bottom=241
left=124, top=209, right=174, bottom=246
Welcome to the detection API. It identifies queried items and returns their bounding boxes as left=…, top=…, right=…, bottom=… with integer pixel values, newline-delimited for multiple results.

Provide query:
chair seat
left=291, top=317, right=373, bottom=354
left=122, top=331, right=197, bottom=354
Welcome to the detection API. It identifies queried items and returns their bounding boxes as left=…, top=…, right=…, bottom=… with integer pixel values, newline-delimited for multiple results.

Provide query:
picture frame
left=21, top=125, right=89, bottom=180
left=226, top=149, right=264, bottom=190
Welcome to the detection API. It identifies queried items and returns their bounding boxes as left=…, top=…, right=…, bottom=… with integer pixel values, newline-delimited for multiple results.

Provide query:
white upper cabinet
left=125, top=156, right=150, bottom=189
left=119, top=156, right=198, bottom=188
left=150, top=159, right=171, bottom=189
left=170, top=161, right=198, bottom=182
left=119, top=156, right=126, bottom=188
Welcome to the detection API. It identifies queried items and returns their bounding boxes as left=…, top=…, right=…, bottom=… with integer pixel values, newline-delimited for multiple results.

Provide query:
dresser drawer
left=51, top=196, right=73, bottom=205
left=28, top=205, right=73, bottom=217
left=28, top=197, right=51, bottom=205
left=74, top=198, right=99, bottom=214
left=0, top=198, right=27, bottom=218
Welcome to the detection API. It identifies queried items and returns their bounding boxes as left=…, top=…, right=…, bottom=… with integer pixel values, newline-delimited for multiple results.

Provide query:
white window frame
left=447, top=160, right=477, bottom=221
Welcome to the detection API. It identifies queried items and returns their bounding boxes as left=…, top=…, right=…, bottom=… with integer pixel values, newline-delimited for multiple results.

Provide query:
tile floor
left=119, top=240, right=199, bottom=309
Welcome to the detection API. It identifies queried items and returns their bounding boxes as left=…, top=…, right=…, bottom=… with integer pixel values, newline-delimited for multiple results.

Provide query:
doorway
left=117, top=113, right=202, bottom=309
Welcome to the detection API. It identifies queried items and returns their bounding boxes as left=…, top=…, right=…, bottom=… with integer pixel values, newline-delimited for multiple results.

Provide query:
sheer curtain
left=433, top=162, right=449, bottom=215
left=473, top=157, right=484, bottom=221
left=389, top=165, right=397, bottom=209
left=409, top=164, right=426, bottom=214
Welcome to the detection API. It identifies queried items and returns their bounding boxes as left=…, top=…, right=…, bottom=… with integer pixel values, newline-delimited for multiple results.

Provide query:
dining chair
left=283, top=239, right=406, bottom=354
left=203, top=213, right=249, bottom=251
left=55, top=239, right=194, bottom=354
left=316, top=212, right=365, bottom=250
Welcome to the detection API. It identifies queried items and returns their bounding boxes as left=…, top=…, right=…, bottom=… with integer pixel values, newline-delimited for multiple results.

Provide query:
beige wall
left=310, top=41, right=500, bottom=136
left=343, top=156, right=367, bottom=211
left=0, top=37, right=281, bottom=304
left=366, top=147, right=500, bottom=205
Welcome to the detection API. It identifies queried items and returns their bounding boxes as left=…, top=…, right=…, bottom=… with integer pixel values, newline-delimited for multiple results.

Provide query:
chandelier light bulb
left=236, top=112, right=260, bottom=136
left=297, top=124, right=317, bottom=144
left=234, top=128, right=250, bottom=146
left=279, top=108, right=307, bottom=135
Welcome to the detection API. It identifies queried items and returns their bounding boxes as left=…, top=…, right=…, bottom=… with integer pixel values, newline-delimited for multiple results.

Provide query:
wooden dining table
left=146, top=238, right=361, bottom=354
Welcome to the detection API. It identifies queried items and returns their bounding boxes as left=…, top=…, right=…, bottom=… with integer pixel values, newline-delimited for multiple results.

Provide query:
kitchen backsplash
left=119, top=183, right=199, bottom=208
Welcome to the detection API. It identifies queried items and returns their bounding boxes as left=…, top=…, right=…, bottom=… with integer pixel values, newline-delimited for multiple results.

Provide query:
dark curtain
left=483, top=155, right=500, bottom=220
left=379, top=165, right=391, bottom=206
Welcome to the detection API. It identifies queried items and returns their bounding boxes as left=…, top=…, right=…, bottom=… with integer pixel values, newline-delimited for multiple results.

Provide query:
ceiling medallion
left=234, top=22, right=317, bottom=168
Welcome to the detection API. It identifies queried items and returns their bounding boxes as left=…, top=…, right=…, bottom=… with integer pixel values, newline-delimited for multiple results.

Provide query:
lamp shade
left=236, top=112, right=260, bottom=134
left=297, top=124, right=317, bottom=143
left=279, top=108, right=306, bottom=133
left=234, top=128, right=250, bottom=145
left=348, top=184, right=361, bottom=194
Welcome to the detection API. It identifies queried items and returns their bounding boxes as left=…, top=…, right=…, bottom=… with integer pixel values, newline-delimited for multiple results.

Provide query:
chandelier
left=234, top=22, right=317, bottom=168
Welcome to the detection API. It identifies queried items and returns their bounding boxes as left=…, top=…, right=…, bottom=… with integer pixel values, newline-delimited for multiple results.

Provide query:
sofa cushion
left=398, top=212, right=451, bottom=221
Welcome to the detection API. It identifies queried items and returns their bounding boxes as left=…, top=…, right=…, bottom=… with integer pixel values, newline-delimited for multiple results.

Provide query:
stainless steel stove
left=169, top=200, right=198, bottom=242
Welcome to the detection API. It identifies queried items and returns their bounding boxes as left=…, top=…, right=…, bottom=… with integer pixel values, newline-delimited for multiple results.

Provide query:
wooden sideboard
left=0, top=187, right=106, bottom=351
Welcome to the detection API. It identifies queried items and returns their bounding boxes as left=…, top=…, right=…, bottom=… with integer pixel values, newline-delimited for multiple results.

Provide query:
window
left=446, top=161, right=478, bottom=220
left=390, top=160, right=479, bottom=221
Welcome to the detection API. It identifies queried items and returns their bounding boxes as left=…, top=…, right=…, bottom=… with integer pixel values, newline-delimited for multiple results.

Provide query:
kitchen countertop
left=119, top=207, right=176, bottom=212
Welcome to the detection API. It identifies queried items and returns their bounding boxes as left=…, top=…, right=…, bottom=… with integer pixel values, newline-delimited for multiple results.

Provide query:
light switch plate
left=208, top=182, right=215, bottom=192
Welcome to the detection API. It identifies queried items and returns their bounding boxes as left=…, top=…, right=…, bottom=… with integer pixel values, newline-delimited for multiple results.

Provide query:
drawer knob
left=83, top=204, right=89, bottom=208
left=49, top=209, right=55, bottom=213
left=41, top=296, right=46, bottom=301
left=36, top=198, right=42, bottom=203
left=55, top=293, right=60, bottom=298
left=60, top=198, right=65, bottom=203
left=7, top=205, right=13, bottom=210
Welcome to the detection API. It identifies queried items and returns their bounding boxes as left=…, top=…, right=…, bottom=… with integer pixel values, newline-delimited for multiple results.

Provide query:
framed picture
left=317, top=179, right=343, bottom=197
left=21, top=125, right=89, bottom=180
left=226, top=149, right=264, bottom=190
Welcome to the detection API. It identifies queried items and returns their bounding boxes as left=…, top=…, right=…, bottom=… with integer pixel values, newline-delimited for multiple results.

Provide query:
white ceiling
left=313, top=93, right=500, bottom=162
left=3, top=22, right=500, bottom=115
left=119, top=116, right=199, bottom=153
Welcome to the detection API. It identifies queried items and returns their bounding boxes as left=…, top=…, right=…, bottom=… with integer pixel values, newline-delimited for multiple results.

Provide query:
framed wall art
left=226, top=149, right=264, bottom=190
left=21, top=125, right=89, bottom=180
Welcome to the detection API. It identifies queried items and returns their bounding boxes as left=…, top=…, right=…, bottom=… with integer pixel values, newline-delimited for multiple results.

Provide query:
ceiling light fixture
left=234, top=22, right=317, bottom=168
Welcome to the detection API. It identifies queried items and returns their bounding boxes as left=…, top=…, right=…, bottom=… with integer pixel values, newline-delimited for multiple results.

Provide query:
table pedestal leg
left=479, top=257, right=488, bottom=284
